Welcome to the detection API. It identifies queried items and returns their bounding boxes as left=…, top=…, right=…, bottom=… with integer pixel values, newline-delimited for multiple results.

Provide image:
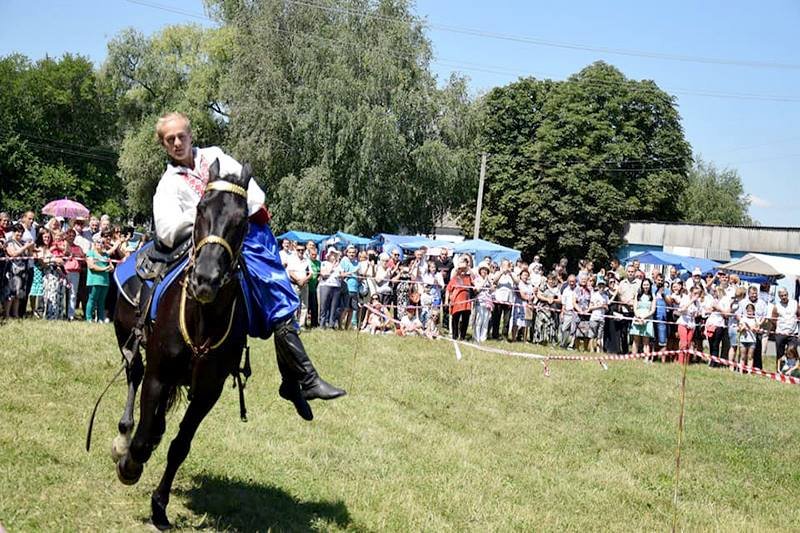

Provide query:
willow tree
left=104, top=24, right=232, bottom=217
left=211, top=0, right=479, bottom=234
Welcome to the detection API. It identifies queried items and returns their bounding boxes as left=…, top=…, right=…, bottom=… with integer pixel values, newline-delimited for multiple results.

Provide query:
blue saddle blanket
left=113, top=242, right=190, bottom=321
left=113, top=223, right=296, bottom=337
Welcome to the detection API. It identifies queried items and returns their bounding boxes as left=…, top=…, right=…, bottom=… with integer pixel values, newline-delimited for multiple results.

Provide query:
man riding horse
left=154, top=111, right=345, bottom=420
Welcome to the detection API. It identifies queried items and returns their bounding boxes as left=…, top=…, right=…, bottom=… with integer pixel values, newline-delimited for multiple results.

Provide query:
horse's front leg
left=116, top=369, right=170, bottom=486
left=151, top=372, right=225, bottom=530
left=112, top=354, right=144, bottom=463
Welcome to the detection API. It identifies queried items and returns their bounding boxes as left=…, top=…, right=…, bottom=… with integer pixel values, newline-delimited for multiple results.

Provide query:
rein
left=180, top=178, right=247, bottom=358
left=179, top=279, right=238, bottom=358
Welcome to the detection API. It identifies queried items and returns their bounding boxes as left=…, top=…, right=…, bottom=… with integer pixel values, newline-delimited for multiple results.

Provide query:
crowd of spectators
left=0, top=210, right=139, bottom=322
left=280, top=239, right=800, bottom=375
left=4, top=207, right=798, bottom=377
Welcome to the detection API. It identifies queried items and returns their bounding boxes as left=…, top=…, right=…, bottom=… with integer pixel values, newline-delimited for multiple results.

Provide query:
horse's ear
left=240, top=162, right=252, bottom=183
left=209, top=158, right=221, bottom=182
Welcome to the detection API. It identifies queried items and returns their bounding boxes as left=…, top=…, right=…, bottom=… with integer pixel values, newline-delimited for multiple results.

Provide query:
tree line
left=0, top=0, right=752, bottom=265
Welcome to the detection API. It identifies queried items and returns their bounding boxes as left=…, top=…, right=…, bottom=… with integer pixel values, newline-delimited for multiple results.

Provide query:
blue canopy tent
left=452, top=238, right=521, bottom=264
left=276, top=230, right=329, bottom=244
left=375, top=233, right=444, bottom=253
left=323, top=231, right=376, bottom=250
left=624, top=251, right=720, bottom=274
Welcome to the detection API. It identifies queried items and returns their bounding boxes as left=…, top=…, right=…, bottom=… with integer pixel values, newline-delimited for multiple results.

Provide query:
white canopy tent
left=718, top=253, right=800, bottom=278
left=719, top=253, right=800, bottom=299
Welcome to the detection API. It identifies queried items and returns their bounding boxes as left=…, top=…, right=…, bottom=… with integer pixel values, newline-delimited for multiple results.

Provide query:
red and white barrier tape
left=689, top=349, right=800, bottom=386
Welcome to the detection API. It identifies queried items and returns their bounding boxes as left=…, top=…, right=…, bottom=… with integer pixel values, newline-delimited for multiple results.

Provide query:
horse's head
left=187, top=158, right=251, bottom=304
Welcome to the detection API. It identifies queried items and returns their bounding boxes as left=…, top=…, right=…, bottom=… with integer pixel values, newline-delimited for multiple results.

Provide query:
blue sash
left=239, top=222, right=299, bottom=338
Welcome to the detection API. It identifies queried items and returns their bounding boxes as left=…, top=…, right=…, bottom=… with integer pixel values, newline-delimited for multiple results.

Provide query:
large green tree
left=677, top=157, right=753, bottom=225
left=212, top=0, right=479, bottom=235
left=0, top=54, right=122, bottom=217
left=104, top=24, right=231, bottom=217
left=469, top=62, right=693, bottom=265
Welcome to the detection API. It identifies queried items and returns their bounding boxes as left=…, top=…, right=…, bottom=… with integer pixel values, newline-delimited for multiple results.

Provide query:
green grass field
left=1, top=320, right=799, bottom=531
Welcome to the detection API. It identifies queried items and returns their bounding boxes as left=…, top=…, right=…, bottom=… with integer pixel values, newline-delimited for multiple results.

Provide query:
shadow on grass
left=179, top=474, right=351, bottom=532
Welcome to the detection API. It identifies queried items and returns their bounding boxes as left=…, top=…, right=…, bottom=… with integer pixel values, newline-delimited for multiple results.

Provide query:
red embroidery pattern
left=178, top=152, right=211, bottom=197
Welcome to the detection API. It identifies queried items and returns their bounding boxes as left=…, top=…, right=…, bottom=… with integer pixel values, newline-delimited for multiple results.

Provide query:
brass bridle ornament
left=180, top=179, right=248, bottom=357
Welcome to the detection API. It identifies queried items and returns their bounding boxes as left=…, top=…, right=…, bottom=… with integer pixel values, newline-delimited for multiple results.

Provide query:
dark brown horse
left=111, top=159, right=250, bottom=529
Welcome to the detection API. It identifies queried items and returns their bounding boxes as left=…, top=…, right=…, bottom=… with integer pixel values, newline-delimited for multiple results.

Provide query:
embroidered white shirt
left=153, top=146, right=266, bottom=247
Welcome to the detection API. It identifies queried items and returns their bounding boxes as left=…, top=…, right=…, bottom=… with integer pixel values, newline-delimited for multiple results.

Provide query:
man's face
left=347, top=249, right=357, bottom=261
left=749, top=288, right=758, bottom=302
left=160, top=118, right=194, bottom=164
left=440, top=249, right=448, bottom=260
left=90, top=219, right=99, bottom=232
left=626, top=267, right=635, bottom=279
left=282, top=240, right=291, bottom=251
left=0, top=214, right=9, bottom=230
left=99, top=219, right=110, bottom=231
left=23, top=212, right=34, bottom=227
left=295, top=245, right=306, bottom=259
left=669, top=266, right=677, bottom=278
left=568, top=277, right=576, bottom=288
left=779, top=290, right=789, bottom=303
left=414, top=250, right=423, bottom=261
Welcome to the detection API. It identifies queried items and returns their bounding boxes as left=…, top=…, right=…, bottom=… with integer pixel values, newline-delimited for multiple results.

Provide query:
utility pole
left=473, top=153, right=487, bottom=240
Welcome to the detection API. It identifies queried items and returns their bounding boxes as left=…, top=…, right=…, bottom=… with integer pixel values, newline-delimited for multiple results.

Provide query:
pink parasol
left=41, top=198, right=90, bottom=219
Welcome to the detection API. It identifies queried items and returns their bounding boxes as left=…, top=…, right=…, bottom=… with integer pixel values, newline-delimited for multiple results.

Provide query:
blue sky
left=1, top=0, right=798, bottom=226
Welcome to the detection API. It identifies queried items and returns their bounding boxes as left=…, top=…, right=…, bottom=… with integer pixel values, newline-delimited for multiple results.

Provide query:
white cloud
left=747, top=194, right=772, bottom=209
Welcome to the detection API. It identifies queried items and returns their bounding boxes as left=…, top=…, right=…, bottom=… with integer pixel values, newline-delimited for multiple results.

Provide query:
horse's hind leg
left=112, top=354, right=144, bottom=463
left=150, top=376, right=225, bottom=530
left=116, top=371, right=170, bottom=486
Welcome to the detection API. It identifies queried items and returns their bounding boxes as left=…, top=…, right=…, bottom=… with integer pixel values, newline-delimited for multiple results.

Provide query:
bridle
left=180, top=179, right=248, bottom=357
left=191, top=180, right=248, bottom=269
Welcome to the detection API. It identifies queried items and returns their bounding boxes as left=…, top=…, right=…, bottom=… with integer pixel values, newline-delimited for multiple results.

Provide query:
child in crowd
left=424, top=312, right=440, bottom=339
left=778, top=345, right=799, bottom=377
left=738, top=303, right=758, bottom=371
left=362, top=294, right=388, bottom=335
left=399, top=305, right=424, bottom=336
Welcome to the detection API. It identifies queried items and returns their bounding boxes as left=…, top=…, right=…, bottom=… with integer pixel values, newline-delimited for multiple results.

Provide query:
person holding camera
left=4, top=223, right=35, bottom=319
left=85, top=232, right=114, bottom=322
left=491, top=259, right=518, bottom=341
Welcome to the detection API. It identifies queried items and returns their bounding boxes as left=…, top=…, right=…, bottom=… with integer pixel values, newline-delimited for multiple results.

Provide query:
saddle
left=116, top=237, right=192, bottom=364
left=135, top=238, right=193, bottom=280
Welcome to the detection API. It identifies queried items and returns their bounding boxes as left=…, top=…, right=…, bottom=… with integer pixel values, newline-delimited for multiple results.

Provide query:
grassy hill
left=1, top=320, right=798, bottom=531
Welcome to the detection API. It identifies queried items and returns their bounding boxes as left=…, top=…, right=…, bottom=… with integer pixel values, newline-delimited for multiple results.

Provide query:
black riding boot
left=274, top=318, right=346, bottom=420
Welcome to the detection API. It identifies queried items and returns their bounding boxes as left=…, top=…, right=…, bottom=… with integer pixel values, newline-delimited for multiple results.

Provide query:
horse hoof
left=111, top=434, right=130, bottom=463
left=151, top=494, right=171, bottom=530
left=116, top=456, right=143, bottom=486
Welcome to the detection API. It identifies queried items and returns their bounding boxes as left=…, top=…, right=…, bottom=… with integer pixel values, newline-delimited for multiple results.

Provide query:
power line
left=11, top=130, right=119, bottom=156
left=433, top=59, right=800, bottom=103
left=118, top=1, right=800, bottom=170
left=0, top=132, right=118, bottom=164
left=124, top=0, right=800, bottom=104
left=285, top=0, right=800, bottom=71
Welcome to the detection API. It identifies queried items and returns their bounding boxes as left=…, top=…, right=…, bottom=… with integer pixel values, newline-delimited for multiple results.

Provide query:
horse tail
left=165, top=384, right=185, bottom=413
